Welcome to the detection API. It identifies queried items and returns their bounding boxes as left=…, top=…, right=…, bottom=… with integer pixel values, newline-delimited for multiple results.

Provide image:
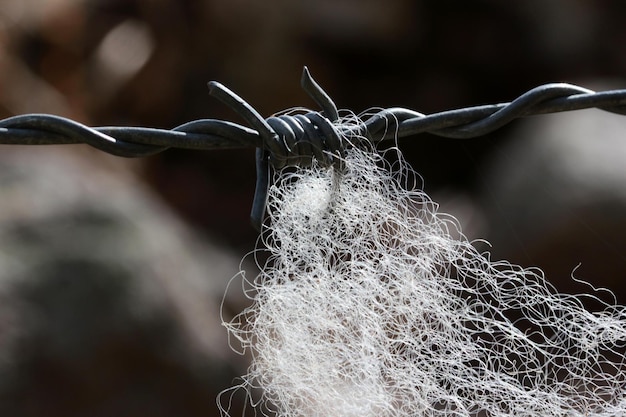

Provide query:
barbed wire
left=1, top=67, right=626, bottom=229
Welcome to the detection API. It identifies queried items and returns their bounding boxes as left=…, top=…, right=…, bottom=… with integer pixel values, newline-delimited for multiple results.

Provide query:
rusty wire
left=1, top=67, right=626, bottom=229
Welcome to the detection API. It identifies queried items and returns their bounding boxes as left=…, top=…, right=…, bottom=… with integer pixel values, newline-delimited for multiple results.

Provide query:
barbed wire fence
left=1, top=67, right=626, bottom=229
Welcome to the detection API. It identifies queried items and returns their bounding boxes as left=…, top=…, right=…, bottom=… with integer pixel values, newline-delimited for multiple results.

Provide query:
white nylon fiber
left=222, top=125, right=626, bottom=417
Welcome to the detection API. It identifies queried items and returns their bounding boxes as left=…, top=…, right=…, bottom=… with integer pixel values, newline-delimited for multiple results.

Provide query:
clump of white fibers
left=222, top=139, right=626, bottom=416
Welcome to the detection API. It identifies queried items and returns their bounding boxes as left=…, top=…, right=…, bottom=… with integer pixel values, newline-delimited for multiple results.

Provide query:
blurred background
left=0, top=0, right=626, bottom=415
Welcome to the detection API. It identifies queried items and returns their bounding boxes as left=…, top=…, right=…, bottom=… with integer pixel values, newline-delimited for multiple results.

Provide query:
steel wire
left=1, top=67, right=625, bottom=228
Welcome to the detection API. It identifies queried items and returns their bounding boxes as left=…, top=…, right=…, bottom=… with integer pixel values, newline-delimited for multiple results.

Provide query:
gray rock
left=0, top=147, right=247, bottom=416
left=480, top=93, right=626, bottom=301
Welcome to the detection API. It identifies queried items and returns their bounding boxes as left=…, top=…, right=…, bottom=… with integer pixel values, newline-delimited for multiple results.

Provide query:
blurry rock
left=480, top=87, right=626, bottom=302
left=0, top=147, right=246, bottom=416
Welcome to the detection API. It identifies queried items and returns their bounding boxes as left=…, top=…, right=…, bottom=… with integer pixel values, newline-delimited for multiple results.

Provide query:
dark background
left=0, top=1, right=625, bottom=415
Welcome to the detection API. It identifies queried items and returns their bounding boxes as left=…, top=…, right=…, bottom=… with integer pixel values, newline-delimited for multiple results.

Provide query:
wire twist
left=1, top=67, right=626, bottom=230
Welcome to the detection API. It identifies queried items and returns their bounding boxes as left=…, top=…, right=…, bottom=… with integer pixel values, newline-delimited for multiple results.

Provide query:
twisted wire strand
left=2, top=71, right=625, bottom=155
left=1, top=67, right=625, bottom=228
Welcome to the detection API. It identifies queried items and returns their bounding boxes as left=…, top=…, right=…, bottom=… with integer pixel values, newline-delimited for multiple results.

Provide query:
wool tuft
left=221, top=124, right=626, bottom=417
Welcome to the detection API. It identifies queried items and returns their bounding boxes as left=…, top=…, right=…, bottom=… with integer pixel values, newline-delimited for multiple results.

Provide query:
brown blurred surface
left=1, top=0, right=626, bottom=415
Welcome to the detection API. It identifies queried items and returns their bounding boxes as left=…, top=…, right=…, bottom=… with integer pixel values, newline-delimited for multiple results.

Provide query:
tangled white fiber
left=222, top=118, right=626, bottom=417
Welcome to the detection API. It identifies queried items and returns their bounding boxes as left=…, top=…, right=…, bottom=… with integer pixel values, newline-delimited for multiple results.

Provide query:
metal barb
left=208, top=72, right=342, bottom=231
left=301, top=66, right=340, bottom=122
left=1, top=68, right=626, bottom=230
